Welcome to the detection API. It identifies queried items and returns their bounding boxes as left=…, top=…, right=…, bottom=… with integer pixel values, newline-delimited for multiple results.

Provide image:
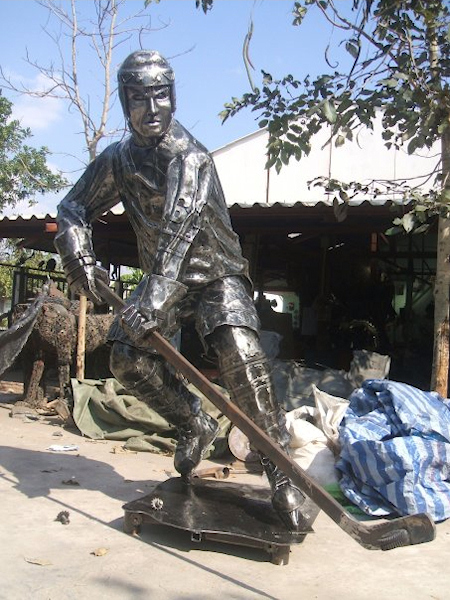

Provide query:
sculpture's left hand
left=120, top=304, right=158, bottom=341
left=120, top=274, right=188, bottom=341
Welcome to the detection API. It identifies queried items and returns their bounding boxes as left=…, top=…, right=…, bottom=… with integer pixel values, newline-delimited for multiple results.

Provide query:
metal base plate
left=122, top=477, right=319, bottom=565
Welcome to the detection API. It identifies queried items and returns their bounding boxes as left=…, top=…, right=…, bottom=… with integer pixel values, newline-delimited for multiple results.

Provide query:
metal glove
left=120, top=274, right=187, bottom=341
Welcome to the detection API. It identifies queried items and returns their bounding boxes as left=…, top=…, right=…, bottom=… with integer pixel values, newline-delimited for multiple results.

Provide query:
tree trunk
left=431, top=129, right=450, bottom=395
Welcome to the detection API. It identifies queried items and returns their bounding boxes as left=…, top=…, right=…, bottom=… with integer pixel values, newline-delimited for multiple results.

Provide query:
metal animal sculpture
left=13, top=295, right=113, bottom=408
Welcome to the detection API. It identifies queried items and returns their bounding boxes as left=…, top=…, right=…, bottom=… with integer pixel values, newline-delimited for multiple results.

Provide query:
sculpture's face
left=126, top=84, right=173, bottom=142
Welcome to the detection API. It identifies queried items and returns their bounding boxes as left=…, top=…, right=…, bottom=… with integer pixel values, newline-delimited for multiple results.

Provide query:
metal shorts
left=108, top=275, right=260, bottom=351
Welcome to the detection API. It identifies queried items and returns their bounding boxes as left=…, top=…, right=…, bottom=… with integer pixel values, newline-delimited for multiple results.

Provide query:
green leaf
left=345, top=41, right=359, bottom=59
left=413, top=224, right=429, bottom=234
left=385, top=226, right=403, bottom=236
left=294, top=147, right=303, bottom=160
left=322, top=99, right=337, bottom=124
left=266, top=154, right=278, bottom=170
left=401, top=212, right=415, bottom=233
left=280, top=148, right=290, bottom=165
left=381, top=78, right=399, bottom=88
left=407, top=135, right=426, bottom=154
left=292, top=3, right=307, bottom=26
left=337, top=96, right=353, bottom=113
left=335, top=135, right=345, bottom=147
left=219, top=110, right=229, bottom=123
left=298, top=138, right=311, bottom=154
left=333, top=197, right=348, bottom=222
left=392, top=71, right=409, bottom=81
left=195, top=0, right=214, bottom=13
left=438, top=121, right=449, bottom=134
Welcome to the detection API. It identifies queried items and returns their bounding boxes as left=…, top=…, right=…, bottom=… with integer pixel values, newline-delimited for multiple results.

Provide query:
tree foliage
left=0, top=239, right=62, bottom=298
left=120, top=267, right=144, bottom=290
left=217, top=0, right=450, bottom=232
left=145, top=0, right=213, bottom=13
left=193, top=0, right=450, bottom=392
left=0, top=93, right=66, bottom=210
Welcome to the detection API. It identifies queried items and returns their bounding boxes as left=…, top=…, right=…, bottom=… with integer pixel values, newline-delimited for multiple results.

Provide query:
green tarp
left=71, top=377, right=231, bottom=457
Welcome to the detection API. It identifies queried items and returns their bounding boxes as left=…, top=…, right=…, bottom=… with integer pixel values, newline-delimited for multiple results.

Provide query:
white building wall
left=212, top=115, right=440, bottom=207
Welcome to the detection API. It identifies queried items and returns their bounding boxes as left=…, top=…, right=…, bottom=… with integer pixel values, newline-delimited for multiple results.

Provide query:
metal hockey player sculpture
left=54, top=50, right=304, bottom=530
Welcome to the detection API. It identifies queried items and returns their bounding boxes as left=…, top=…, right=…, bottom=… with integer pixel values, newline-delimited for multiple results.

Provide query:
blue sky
left=0, top=0, right=349, bottom=215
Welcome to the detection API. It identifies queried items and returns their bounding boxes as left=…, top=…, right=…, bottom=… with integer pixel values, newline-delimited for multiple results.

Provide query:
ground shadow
left=0, top=445, right=150, bottom=502
left=0, top=443, right=284, bottom=589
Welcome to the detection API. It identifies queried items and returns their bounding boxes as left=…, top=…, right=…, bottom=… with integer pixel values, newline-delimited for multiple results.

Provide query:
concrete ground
left=1, top=380, right=450, bottom=600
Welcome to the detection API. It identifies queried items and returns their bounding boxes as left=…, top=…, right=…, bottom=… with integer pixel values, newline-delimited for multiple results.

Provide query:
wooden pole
left=434, top=316, right=449, bottom=396
left=76, top=294, right=87, bottom=380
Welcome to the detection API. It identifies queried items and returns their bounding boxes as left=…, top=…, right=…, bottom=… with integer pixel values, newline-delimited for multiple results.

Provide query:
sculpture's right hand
left=66, top=264, right=109, bottom=305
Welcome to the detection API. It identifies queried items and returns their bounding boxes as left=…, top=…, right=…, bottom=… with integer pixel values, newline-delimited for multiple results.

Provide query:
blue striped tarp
left=336, top=379, right=450, bottom=521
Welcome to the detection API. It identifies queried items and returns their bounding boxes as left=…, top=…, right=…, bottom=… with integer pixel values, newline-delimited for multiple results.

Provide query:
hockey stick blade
left=338, top=511, right=435, bottom=550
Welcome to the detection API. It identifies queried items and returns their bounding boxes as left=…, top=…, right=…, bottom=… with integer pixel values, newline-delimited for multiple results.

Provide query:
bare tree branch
left=0, top=0, right=170, bottom=165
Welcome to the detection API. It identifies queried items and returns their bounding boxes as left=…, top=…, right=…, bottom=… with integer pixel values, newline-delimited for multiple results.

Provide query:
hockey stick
left=96, top=279, right=436, bottom=550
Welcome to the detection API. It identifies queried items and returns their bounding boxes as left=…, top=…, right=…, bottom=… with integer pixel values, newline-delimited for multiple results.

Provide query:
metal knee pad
left=109, top=341, right=194, bottom=424
left=210, top=326, right=290, bottom=448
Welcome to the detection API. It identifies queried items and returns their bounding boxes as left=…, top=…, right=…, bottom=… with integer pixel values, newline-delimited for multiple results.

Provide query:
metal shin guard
left=210, top=326, right=305, bottom=530
left=109, top=342, right=219, bottom=475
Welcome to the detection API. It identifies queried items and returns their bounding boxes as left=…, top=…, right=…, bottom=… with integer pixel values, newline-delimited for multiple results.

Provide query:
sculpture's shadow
left=0, top=444, right=275, bottom=565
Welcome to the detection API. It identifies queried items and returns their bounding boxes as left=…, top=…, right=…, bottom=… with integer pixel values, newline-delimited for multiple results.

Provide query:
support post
left=76, top=295, right=87, bottom=380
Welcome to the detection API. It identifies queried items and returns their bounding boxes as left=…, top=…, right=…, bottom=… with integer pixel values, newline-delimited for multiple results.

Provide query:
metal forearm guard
left=54, top=224, right=96, bottom=290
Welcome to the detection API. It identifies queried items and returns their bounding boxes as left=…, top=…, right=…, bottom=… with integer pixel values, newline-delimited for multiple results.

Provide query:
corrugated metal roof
left=229, top=198, right=409, bottom=208
left=0, top=197, right=409, bottom=224
left=0, top=212, right=56, bottom=222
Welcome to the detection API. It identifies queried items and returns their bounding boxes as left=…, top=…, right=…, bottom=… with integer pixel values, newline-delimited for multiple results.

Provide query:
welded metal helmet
left=117, top=50, right=176, bottom=115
